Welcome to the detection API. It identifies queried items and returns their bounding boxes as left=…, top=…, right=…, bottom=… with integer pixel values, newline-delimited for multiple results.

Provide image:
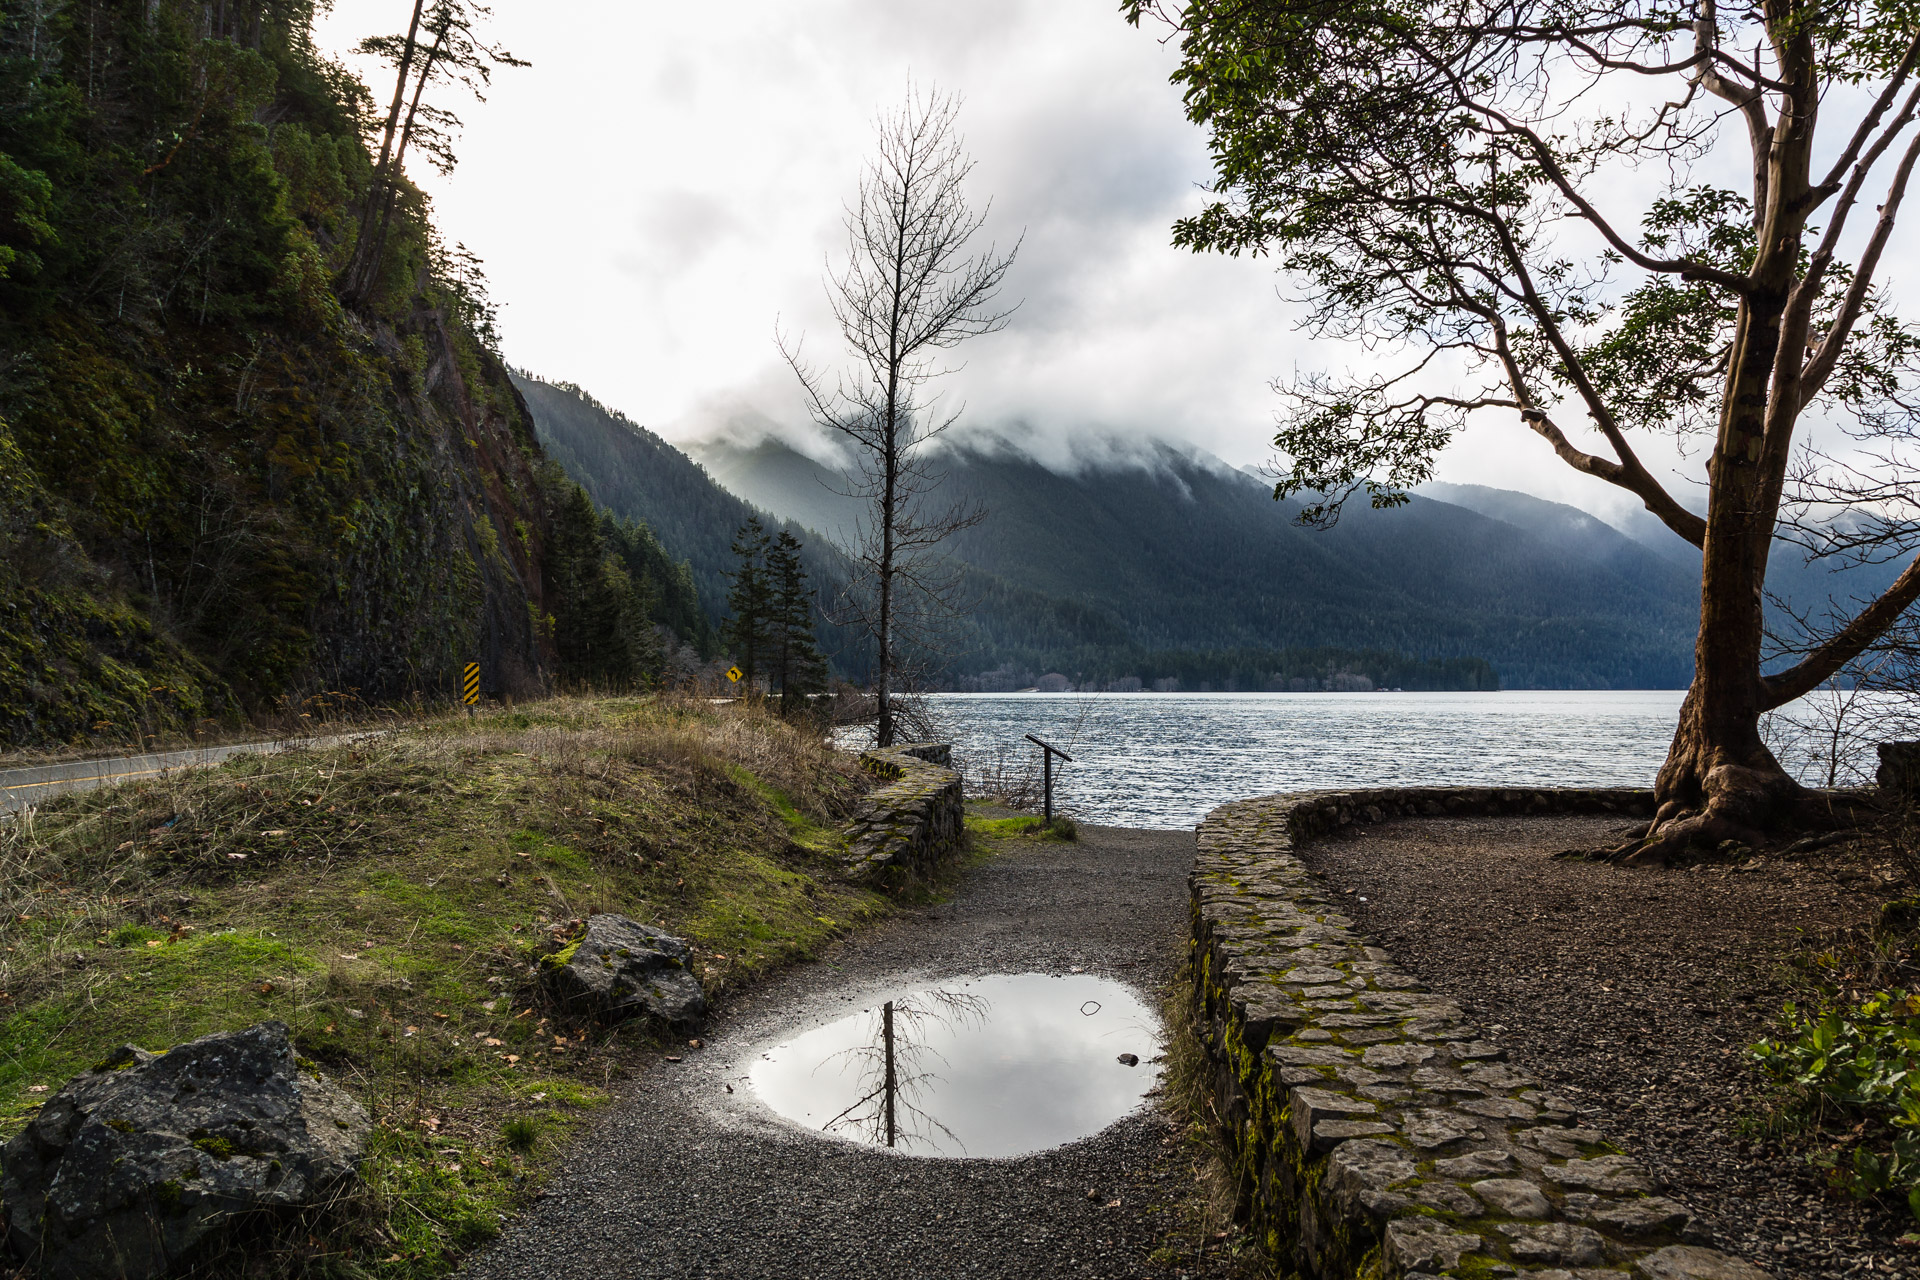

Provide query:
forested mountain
left=510, top=375, right=863, bottom=669
left=694, top=436, right=1703, bottom=688
left=0, top=3, right=679, bottom=747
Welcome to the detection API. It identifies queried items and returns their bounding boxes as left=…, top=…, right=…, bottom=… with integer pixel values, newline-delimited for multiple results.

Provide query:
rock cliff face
left=0, top=3, right=558, bottom=747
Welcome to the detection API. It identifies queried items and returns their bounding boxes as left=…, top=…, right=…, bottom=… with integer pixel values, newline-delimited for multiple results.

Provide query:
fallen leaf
left=226, top=852, right=247, bottom=860
left=145, top=940, right=163, bottom=948
left=504, top=1054, right=520, bottom=1064
left=338, top=953, right=359, bottom=961
left=27, top=1085, right=47, bottom=1094
left=256, top=982, right=274, bottom=995
left=483, top=1037, right=503, bottom=1047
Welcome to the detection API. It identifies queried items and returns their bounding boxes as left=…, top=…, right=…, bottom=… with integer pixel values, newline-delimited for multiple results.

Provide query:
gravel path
left=462, top=826, right=1230, bottom=1280
left=1298, top=814, right=1911, bottom=1279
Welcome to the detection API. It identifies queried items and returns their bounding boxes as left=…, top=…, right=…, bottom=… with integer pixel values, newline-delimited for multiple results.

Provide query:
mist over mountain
left=692, top=433, right=1706, bottom=688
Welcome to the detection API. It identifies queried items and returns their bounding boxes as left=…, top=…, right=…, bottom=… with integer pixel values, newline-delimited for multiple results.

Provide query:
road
left=0, top=735, right=373, bottom=812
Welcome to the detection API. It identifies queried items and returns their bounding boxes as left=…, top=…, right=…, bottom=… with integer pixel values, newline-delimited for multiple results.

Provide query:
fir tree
left=768, top=531, right=828, bottom=715
left=725, top=518, right=772, bottom=688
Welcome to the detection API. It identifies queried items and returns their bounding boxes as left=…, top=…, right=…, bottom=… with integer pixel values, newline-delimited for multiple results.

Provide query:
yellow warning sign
left=725, top=666, right=743, bottom=683
left=463, top=663, right=481, bottom=705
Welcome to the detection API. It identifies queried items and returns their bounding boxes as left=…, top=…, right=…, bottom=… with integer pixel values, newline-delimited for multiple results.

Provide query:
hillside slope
left=694, top=436, right=1703, bottom=688
left=0, top=4, right=573, bottom=746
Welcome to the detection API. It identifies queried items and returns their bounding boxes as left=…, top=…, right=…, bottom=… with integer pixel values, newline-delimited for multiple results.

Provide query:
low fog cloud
left=315, top=0, right=1298, bottom=471
left=315, top=0, right=1907, bottom=530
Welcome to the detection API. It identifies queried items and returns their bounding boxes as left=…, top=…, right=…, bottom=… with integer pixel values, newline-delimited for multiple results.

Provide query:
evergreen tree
left=542, top=473, right=662, bottom=686
left=767, top=531, right=828, bottom=715
left=725, top=518, right=772, bottom=687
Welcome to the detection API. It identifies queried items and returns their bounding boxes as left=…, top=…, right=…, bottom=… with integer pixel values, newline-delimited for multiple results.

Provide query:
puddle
left=748, top=972, right=1162, bottom=1158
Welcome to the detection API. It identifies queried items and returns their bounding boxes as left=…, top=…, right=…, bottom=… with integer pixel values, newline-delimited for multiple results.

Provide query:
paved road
left=463, top=825, right=1233, bottom=1280
left=0, top=735, right=374, bottom=812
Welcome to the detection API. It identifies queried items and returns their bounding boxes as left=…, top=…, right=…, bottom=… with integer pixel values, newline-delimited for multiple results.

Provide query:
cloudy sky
left=310, top=1, right=1841, bottom=530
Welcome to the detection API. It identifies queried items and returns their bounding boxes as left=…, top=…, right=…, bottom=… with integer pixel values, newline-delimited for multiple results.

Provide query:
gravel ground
left=461, top=826, right=1234, bottom=1280
left=1298, top=815, right=1913, bottom=1280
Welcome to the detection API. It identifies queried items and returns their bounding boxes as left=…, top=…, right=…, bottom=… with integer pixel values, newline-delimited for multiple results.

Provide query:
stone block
left=1634, top=1245, right=1773, bottom=1280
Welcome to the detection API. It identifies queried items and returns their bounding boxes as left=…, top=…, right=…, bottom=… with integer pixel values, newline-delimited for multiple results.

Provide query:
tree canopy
left=1130, top=0, right=1920, bottom=855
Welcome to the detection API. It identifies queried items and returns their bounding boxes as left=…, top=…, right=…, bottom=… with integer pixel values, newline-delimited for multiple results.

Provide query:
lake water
left=917, top=690, right=1692, bottom=830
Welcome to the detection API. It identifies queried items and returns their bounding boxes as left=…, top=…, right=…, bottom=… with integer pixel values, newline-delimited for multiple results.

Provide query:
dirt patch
left=1298, top=814, right=1911, bottom=1278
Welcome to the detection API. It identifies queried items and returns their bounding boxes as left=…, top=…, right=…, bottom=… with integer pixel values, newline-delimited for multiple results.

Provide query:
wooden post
left=882, top=1000, right=897, bottom=1148
left=1025, top=733, right=1073, bottom=828
left=1043, top=750, right=1053, bottom=824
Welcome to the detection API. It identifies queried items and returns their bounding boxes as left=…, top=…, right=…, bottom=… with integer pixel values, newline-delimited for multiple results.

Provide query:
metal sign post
left=1023, top=734, right=1074, bottom=824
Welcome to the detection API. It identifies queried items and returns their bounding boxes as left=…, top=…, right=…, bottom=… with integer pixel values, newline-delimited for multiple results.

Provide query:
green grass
left=0, top=693, right=889, bottom=1278
left=964, top=813, right=1078, bottom=842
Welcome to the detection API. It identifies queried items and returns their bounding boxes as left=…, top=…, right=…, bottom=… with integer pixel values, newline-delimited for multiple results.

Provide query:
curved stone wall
left=844, top=743, right=963, bottom=882
left=1191, top=787, right=1771, bottom=1280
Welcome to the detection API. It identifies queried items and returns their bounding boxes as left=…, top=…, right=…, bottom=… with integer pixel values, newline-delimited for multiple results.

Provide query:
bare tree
left=345, top=0, right=525, bottom=305
left=780, top=88, right=1019, bottom=747
left=1132, top=0, right=1920, bottom=860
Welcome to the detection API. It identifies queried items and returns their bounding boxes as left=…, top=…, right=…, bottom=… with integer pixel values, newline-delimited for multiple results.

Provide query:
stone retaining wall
left=844, top=743, right=963, bottom=882
left=1192, top=786, right=1772, bottom=1280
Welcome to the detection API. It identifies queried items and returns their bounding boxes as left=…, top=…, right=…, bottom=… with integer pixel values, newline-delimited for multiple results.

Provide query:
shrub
left=1752, top=990, right=1920, bottom=1219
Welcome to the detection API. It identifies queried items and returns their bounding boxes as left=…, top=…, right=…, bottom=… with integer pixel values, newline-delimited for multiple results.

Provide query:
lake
left=888, top=689, right=1872, bottom=830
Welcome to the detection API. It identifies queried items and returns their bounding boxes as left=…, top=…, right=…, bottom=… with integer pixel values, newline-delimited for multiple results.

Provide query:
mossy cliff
left=0, top=2, right=660, bottom=748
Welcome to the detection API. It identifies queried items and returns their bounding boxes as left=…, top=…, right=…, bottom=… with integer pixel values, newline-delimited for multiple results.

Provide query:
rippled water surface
left=924, top=690, right=1689, bottom=830
left=749, top=973, right=1161, bottom=1158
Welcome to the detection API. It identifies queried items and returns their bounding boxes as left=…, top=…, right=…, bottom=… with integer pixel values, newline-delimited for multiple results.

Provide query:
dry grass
left=0, top=693, right=884, bottom=1279
left=1150, top=967, right=1265, bottom=1277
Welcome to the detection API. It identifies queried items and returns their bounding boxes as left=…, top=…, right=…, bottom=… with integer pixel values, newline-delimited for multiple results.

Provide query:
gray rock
left=1401, top=1108, right=1484, bottom=1150
left=1434, top=1149, right=1515, bottom=1178
left=1288, top=1086, right=1374, bottom=1130
left=1385, top=1220, right=1483, bottom=1272
left=1418, top=1181, right=1482, bottom=1215
left=1270, top=1044, right=1353, bottom=1067
left=1548, top=1154, right=1653, bottom=1193
left=543, top=913, right=707, bottom=1025
left=1472, top=1177, right=1551, bottom=1217
left=1, top=1022, right=368, bottom=1280
left=1578, top=1195, right=1692, bottom=1238
left=1361, top=1042, right=1435, bottom=1069
left=1323, top=1138, right=1417, bottom=1218
left=1634, top=1245, right=1773, bottom=1280
left=1309, top=1119, right=1394, bottom=1151
left=1501, top=1221, right=1609, bottom=1266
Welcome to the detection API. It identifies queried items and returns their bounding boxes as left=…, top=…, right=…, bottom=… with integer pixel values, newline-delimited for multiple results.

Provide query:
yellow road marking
left=2, top=761, right=221, bottom=793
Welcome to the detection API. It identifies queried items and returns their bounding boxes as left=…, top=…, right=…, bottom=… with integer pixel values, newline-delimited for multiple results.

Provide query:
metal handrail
left=1024, top=734, right=1074, bottom=823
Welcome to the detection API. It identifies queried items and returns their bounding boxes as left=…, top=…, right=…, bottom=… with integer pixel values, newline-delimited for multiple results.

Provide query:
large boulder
left=544, top=913, right=707, bottom=1025
left=2, top=1021, right=369, bottom=1280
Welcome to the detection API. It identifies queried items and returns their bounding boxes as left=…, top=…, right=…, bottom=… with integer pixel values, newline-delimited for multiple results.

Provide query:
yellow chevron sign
left=726, top=666, right=743, bottom=683
left=463, top=663, right=481, bottom=705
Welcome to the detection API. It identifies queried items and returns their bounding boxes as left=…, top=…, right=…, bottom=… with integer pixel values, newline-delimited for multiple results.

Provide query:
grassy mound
left=0, top=695, right=883, bottom=1277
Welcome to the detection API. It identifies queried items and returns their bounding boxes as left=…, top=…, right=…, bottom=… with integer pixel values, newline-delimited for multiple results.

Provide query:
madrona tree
left=1130, top=0, right=1920, bottom=858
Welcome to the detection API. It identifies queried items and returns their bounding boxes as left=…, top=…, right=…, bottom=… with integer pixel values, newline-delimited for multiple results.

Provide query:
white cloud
left=311, top=3, right=1920, bottom=534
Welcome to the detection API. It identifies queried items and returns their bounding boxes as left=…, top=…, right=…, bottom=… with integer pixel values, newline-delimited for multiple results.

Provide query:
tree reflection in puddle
left=749, top=973, right=1161, bottom=1158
